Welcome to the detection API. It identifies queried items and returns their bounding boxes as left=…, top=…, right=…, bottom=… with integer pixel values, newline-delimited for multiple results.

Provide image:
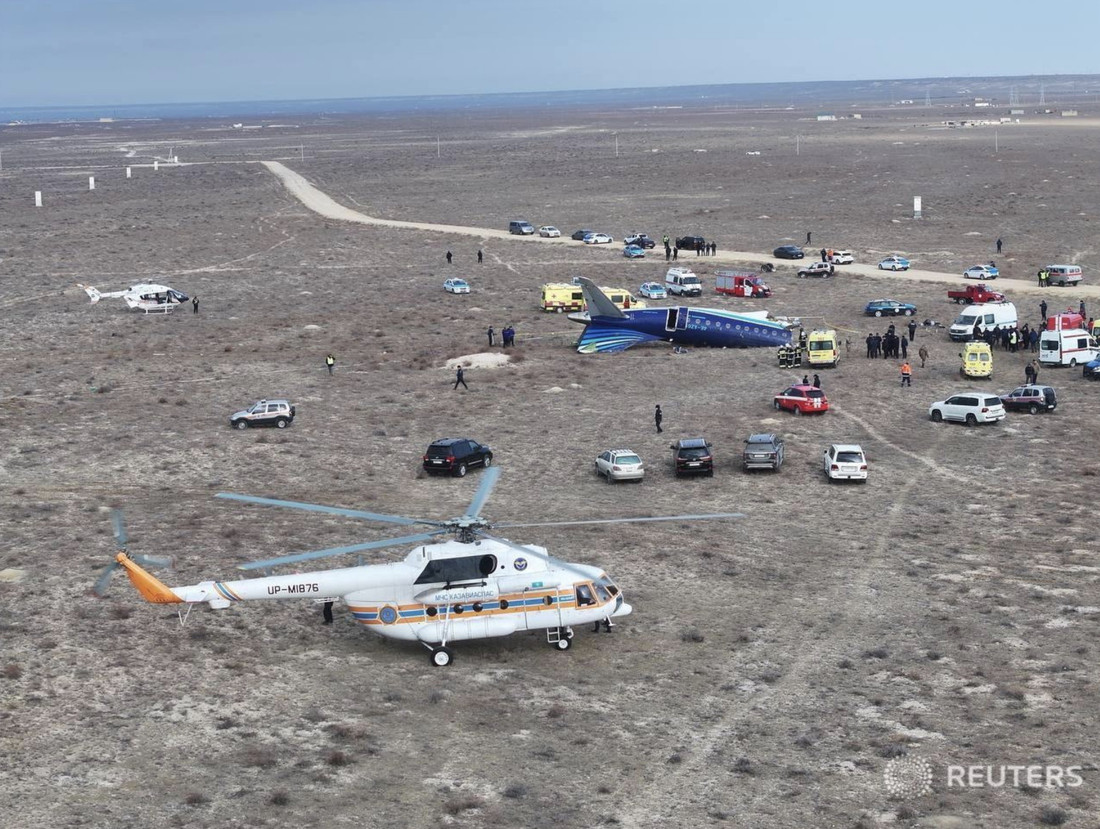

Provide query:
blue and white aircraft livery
left=570, top=276, right=792, bottom=353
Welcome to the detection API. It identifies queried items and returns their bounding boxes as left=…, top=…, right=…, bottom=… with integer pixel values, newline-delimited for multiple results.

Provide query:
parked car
left=798, top=261, right=834, bottom=278
left=672, top=438, right=714, bottom=477
left=571, top=229, right=596, bottom=241
left=623, top=245, right=646, bottom=259
left=422, top=437, right=493, bottom=477
left=639, top=281, right=667, bottom=299
left=878, top=256, right=911, bottom=271
left=229, top=399, right=296, bottom=430
left=742, top=434, right=784, bottom=471
left=443, top=278, right=470, bottom=294
left=676, top=235, right=706, bottom=250
left=583, top=233, right=614, bottom=245
left=624, top=234, right=657, bottom=249
left=864, top=299, right=917, bottom=317
left=774, top=245, right=805, bottom=260
left=1085, top=356, right=1100, bottom=380
left=928, top=394, right=1006, bottom=426
left=964, top=264, right=1000, bottom=280
left=594, top=449, right=645, bottom=483
left=823, top=444, right=868, bottom=481
left=828, top=250, right=855, bottom=264
left=508, top=220, right=535, bottom=235
left=1000, top=385, right=1057, bottom=414
left=773, top=384, right=829, bottom=415
left=538, top=226, right=561, bottom=238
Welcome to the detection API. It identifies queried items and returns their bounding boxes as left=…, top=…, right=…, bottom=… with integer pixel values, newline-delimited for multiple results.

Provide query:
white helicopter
left=111, top=468, right=742, bottom=666
left=78, top=282, right=190, bottom=314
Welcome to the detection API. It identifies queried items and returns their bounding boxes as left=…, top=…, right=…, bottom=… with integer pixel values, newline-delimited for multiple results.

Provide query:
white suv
left=230, top=399, right=295, bottom=429
left=928, top=393, right=1006, bottom=426
left=823, top=444, right=867, bottom=481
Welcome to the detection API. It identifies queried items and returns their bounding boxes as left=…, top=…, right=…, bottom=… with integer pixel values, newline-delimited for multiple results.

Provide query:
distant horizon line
left=4, top=72, right=1098, bottom=121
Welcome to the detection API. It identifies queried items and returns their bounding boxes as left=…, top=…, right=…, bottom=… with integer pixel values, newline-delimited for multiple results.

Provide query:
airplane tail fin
left=79, top=284, right=101, bottom=303
left=114, top=552, right=183, bottom=604
left=575, top=277, right=625, bottom=319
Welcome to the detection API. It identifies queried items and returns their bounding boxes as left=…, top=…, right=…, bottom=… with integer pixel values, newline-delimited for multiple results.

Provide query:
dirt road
left=262, top=160, right=1100, bottom=302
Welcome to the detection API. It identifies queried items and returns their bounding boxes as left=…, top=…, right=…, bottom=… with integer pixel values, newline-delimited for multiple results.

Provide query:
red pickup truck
left=948, top=283, right=1006, bottom=304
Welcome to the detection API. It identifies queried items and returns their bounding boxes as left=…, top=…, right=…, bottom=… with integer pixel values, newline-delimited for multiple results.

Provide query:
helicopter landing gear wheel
left=553, top=629, right=573, bottom=651
left=429, top=646, right=454, bottom=667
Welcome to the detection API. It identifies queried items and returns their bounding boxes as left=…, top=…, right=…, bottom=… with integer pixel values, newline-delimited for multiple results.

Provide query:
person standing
left=477, top=249, right=483, bottom=264
left=1080, top=300, right=1087, bottom=318
left=996, top=237, right=1003, bottom=254
left=918, top=345, right=929, bottom=368
left=487, top=326, right=495, bottom=347
left=812, top=374, right=821, bottom=388
left=1030, top=359, right=1040, bottom=384
left=907, top=319, right=917, bottom=341
left=672, top=246, right=678, bottom=260
left=502, top=325, right=514, bottom=347
left=900, top=361, right=912, bottom=386
left=1024, top=361, right=1036, bottom=385
left=192, top=296, right=199, bottom=314
left=665, top=245, right=671, bottom=262
left=654, top=404, right=663, bottom=433
left=820, top=248, right=827, bottom=262
left=1040, top=299, right=1048, bottom=321
left=446, top=250, right=453, bottom=264
left=322, top=601, right=334, bottom=625
left=453, top=365, right=468, bottom=390
left=325, top=353, right=335, bottom=375
left=806, top=231, right=812, bottom=244
left=901, top=335, right=909, bottom=358
left=866, top=333, right=874, bottom=359
left=662, top=234, right=670, bottom=248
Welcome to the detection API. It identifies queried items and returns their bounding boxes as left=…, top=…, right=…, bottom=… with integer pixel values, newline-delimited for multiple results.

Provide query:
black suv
left=675, top=235, right=706, bottom=250
left=672, top=438, right=714, bottom=477
left=422, top=438, right=493, bottom=477
left=571, top=229, right=597, bottom=241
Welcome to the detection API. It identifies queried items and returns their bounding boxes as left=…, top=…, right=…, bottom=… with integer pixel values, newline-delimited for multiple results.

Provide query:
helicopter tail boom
left=114, top=553, right=183, bottom=604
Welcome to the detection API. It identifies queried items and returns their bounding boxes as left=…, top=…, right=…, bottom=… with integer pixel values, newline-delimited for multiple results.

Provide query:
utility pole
left=437, top=136, right=440, bottom=158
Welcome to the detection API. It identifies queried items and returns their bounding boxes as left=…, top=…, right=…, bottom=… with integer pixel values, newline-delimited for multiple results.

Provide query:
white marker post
left=89, top=177, right=95, bottom=190
left=35, top=191, right=42, bottom=207
left=154, top=161, right=159, bottom=171
left=126, top=167, right=132, bottom=178
left=914, top=196, right=922, bottom=219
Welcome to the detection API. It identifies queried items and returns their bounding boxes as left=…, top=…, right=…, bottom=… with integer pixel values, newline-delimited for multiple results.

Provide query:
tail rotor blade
left=131, top=554, right=174, bottom=570
left=93, top=561, right=120, bottom=597
left=111, top=508, right=128, bottom=548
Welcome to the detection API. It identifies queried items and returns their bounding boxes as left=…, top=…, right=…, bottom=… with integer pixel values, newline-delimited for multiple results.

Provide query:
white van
left=949, top=301, right=1018, bottom=342
left=665, top=267, right=703, bottom=297
left=1044, top=264, right=1083, bottom=286
left=1039, top=328, right=1099, bottom=366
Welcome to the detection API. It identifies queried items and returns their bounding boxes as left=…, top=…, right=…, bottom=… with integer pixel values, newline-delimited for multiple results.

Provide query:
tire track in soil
left=615, top=428, right=961, bottom=828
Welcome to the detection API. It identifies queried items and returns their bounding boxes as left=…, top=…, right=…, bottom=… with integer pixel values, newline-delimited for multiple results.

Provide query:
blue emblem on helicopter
left=513, top=557, right=528, bottom=571
left=379, top=606, right=398, bottom=624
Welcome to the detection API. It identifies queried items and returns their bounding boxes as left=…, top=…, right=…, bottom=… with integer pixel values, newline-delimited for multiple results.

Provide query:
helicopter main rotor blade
left=493, top=512, right=745, bottom=529
left=111, top=508, right=128, bottom=548
left=463, top=466, right=501, bottom=519
left=216, top=493, right=440, bottom=528
left=237, top=530, right=448, bottom=571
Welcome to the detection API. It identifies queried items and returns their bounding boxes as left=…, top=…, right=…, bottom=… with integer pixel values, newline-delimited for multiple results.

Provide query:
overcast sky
left=0, top=0, right=1095, bottom=107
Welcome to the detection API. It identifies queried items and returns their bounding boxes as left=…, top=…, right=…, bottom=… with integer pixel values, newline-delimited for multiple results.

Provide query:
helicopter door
left=575, top=583, right=596, bottom=607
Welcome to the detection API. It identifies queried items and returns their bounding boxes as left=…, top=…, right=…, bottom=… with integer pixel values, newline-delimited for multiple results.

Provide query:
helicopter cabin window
left=575, top=583, right=595, bottom=606
left=415, top=554, right=498, bottom=585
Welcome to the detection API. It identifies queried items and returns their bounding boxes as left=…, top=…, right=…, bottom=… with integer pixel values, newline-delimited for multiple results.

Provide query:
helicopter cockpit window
left=595, top=574, right=619, bottom=597
left=575, top=584, right=595, bottom=606
left=594, top=584, right=611, bottom=602
left=415, top=554, right=498, bottom=585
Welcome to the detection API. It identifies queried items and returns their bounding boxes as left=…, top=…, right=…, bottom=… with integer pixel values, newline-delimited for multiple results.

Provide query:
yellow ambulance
left=960, top=341, right=993, bottom=378
left=540, top=283, right=646, bottom=313
left=806, top=329, right=840, bottom=367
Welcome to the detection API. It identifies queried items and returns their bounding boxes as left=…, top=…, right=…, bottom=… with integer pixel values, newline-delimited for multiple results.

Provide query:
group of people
left=487, top=325, right=516, bottom=348
left=973, top=322, right=1037, bottom=354
left=663, top=237, right=718, bottom=261
left=865, top=325, right=910, bottom=360
left=446, top=249, right=484, bottom=264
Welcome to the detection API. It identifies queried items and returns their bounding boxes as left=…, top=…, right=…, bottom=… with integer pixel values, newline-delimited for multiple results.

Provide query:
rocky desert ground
left=1, top=97, right=1098, bottom=829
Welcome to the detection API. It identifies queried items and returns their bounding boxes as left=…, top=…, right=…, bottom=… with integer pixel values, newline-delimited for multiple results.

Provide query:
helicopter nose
left=612, top=599, right=632, bottom=618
